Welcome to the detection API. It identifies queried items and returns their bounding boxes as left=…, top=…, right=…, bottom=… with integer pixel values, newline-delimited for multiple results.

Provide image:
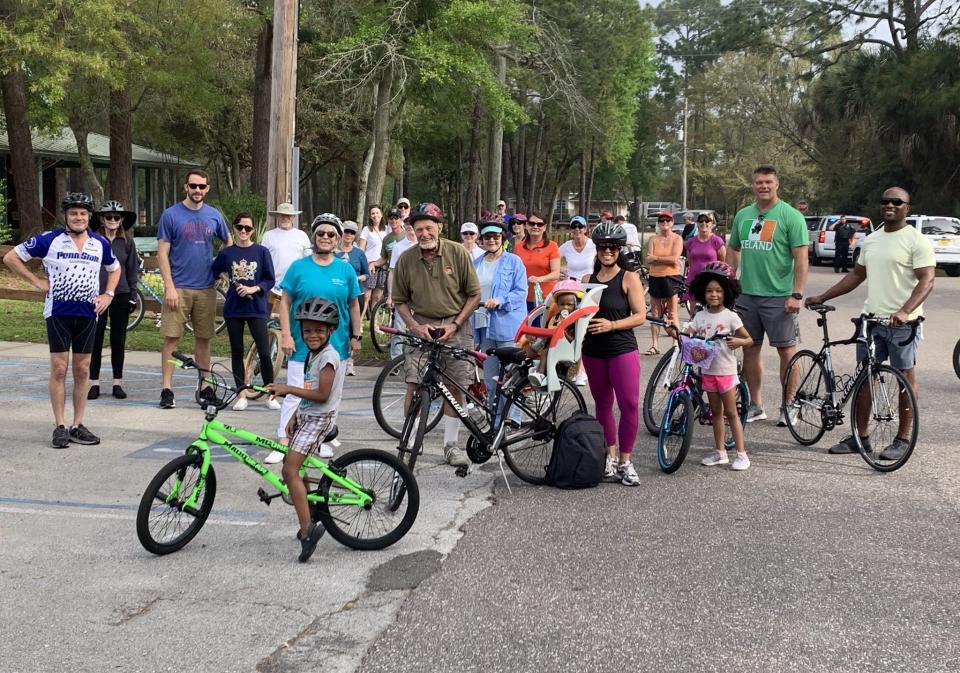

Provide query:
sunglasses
left=597, top=245, right=620, bottom=252
left=571, top=223, right=587, bottom=229
left=880, top=198, right=909, bottom=206
left=314, top=230, right=338, bottom=238
left=658, top=218, right=673, bottom=223
left=397, top=204, right=410, bottom=209
left=187, top=183, right=209, bottom=190
left=481, top=234, right=502, bottom=240
left=342, top=230, right=356, bottom=235
left=461, top=232, right=477, bottom=236
left=526, top=222, right=545, bottom=228
left=102, top=214, right=122, bottom=222
left=235, top=225, right=254, bottom=232
left=697, top=219, right=712, bottom=224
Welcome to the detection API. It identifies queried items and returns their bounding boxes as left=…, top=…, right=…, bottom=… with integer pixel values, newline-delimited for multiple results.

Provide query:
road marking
left=0, top=495, right=269, bottom=521
left=0, top=505, right=265, bottom=526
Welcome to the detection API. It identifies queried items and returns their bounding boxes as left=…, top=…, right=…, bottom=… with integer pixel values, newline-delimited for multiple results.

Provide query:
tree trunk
left=69, top=118, right=105, bottom=205
left=584, top=142, right=596, bottom=217
left=365, top=69, right=394, bottom=211
left=526, top=107, right=545, bottom=213
left=578, top=150, right=587, bottom=217
left=356, top=141, right=374, bottom=222
left=108, top=89, right=133, bottom=206
left=251, top=18, right=272, bottom=197
left=483, top=52, right=507, bottom=209
left=402, top=146, right=411, bottom=201
left=0, top=66, right=42, bottom=237
left=516, top=127, right=526, bottom=213
left=464, top=95, right=483, bottom=224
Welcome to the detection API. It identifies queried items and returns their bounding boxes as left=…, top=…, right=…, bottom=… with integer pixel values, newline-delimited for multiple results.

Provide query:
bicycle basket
left=680, top=338, right=721, bottom=369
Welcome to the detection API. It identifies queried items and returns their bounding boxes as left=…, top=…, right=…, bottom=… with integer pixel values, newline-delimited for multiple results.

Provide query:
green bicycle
left=136, top=352, right=419, bottom=555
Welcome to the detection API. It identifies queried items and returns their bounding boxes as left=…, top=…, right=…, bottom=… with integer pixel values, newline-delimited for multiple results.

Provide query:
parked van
left=809, top=215, right=874, bottom=266
left=853, top=215, right=960, bottom=277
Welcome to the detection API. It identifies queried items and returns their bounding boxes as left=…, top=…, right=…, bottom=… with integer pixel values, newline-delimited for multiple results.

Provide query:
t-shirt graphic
left=231, top=258, right=258, bottom=282
left=749, top=217, right=777, bottom=243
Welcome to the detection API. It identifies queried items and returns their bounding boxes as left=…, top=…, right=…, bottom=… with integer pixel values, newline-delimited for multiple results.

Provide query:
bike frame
left=803, top=315, right=878, bottom=420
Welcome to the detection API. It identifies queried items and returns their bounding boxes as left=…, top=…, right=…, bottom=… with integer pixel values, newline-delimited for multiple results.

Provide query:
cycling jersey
left=15, top=229, right=119, bottom=319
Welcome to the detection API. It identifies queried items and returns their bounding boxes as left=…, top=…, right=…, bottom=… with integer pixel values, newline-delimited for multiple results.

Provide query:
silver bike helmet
left=310, top=213, right=343, bottom=236
left=295, top=297, right=340, bottom=326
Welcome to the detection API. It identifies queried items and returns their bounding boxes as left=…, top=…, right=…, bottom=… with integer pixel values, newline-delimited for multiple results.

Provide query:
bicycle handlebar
left=378, top=325, right=487, bottom=362
left=806, top=304, right=923, bottom=347
left=168, top=352, right=272, bottom=396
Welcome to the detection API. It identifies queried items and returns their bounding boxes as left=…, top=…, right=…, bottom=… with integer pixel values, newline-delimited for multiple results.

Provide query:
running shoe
left=879, top=437, right=910, bottom=461
left=745, top=403, right=767, bottom=423
left=619, top=461, right=640, bottom=486
left=731, top=453, right=751, bottom=471
left=159, top=388, right=175, bottom=409
left=51, top=425, right=69, bottom=449
left=69, top=424, right=100, bottom=445
left=298, top=522, right=325, bottom=562
left=701, top=450, right=730, bottom=466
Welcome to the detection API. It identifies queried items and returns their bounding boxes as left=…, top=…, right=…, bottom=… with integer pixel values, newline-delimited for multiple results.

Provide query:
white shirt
left=262, top=227, right=311, bottom=284
left=621, top=222, right=640, bottom=246
left=559, top=238, right=597, bottom=282
left=389, top=237, right=417, bottom=269
left=361, top=227, right=387, bottom=263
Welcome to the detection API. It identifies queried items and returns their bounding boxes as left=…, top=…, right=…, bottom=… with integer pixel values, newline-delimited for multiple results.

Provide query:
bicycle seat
left=323, top=425, right=338, bottom=443
left=808, top=304, right=835, bottom=313
left=488, top=346, right=526, bottom=364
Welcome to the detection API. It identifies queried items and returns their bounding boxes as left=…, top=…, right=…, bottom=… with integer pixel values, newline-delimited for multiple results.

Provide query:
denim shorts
left=856, top=322, right=921, bottom=370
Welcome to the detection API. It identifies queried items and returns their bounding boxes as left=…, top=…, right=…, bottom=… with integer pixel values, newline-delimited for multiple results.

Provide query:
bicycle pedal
left=454, top=465, right=469, bottom=478
left=257, top=488, right=274, bottom=505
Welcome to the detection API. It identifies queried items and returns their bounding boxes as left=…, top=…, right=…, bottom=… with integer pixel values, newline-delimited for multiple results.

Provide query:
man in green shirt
left=728, top=165, right=809, bottom=425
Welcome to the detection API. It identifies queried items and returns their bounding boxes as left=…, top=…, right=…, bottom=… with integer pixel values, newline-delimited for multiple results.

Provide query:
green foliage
left=212, top=192, right=268, bottom=234
left=0, top=178, right=11, bottom=245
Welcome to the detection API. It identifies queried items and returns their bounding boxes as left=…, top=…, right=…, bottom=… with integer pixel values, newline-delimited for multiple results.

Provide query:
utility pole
left=266, top=0, right=298, bottom=214
left=680, top=94, right=688, bottom=211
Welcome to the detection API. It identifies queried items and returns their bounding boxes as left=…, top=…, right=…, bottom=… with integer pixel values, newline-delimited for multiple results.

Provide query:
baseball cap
left=387, top=208, right=403, bottom=219
left=341, top=220, right=359, bottom=233
left=397, top=197, right=411, bottom=207
left=480, top=222, right=505, bottom=236
left=496, top=200, right=506, bottom=207
left=656, top=211, right=674, bottom=219
left=460, top=222, right=479, bottom=234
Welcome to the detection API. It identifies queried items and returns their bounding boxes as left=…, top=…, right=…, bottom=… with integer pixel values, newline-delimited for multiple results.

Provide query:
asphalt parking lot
left=1, top=266, right=958, bottom=673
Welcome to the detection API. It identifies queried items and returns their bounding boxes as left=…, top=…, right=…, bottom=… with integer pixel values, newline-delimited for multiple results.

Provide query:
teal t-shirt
left=280, top=256, right=362, bottom=362
left=728, top=200, right=808, bottom=296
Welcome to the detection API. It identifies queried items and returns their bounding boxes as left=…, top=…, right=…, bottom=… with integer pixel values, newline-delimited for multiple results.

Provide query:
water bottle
left=465, top=402, right=490, bottom=433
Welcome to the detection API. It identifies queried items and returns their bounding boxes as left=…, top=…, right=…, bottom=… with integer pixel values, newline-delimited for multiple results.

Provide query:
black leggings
left=225, top=317, right=273, bottom=389
left=90, top=291, right=131, bottom=380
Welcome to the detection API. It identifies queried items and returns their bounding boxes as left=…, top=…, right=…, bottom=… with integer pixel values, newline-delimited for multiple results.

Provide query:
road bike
left=367, top=296, right=395, bottom=354
left=781, top=304, right=921, bottom=472
left=136, top=353, right=419, bottom=555
left=648, top=316, right=750, bottom=474
left=127, top=264, right=227, bottom=335
left=380, top=325, right=586, bottom=487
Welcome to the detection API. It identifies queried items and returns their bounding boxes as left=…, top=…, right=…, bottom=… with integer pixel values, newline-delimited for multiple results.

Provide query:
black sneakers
left=87, top=385, right=99, bottom=400
left=113, top=385, right=127, bottom=399
left=51, top=425, right=69, bottom=449
left=160, top=388, right=175, bottom=409
left=828, top=435, right=871, bottom=454
left=298, top=522, right=325, bottom=563
left=197, top=386, right=222, bottom=408
left=69, top=424, right=100, bottom=445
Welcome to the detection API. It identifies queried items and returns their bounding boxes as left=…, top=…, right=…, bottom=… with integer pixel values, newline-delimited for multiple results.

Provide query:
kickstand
left=495, top=452, right=513, bottom=494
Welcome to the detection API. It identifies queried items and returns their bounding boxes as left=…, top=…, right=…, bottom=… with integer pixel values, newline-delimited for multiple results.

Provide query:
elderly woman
left=471, top=221, right=528, bottom=404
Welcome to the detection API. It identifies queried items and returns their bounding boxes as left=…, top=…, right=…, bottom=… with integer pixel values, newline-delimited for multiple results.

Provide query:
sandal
left=644, top=346, right=660, bottom=356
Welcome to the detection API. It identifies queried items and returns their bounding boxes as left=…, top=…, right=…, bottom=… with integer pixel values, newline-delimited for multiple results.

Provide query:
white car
left=854, top=215, right=960, bottom=277
left=809, top=215, right=874, bottom=265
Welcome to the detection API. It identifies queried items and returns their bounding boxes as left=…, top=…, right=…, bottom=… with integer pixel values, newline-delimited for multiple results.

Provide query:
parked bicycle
left=781, top=304, right=921, bottom=472
left=241, top=289, right=286, bottom=400
left=136, top=353, right=419, bottom=555
left=380, top=325, right=586, bottom=487
left=648, top=316, right=750, bottom=473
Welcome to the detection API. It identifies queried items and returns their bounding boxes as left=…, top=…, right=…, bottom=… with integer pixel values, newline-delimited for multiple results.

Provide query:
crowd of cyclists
left=2, top=165, right=936, bottom=473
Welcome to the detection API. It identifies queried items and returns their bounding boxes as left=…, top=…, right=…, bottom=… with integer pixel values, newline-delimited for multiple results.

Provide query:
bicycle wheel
left=782, top=349, right=828, bottom=446
left=657, top=389, right=694, bottom=473
left=953, top=339, right=960, bottom=381
left=850, top=364, right=918, bottom=472
left=243, top=330, right=282, bottom=399
left=136, top=453, right=217, bottom=555
left=501, top=378, right=587, bottom=484
left=642, top=346, right=681, bottom=436
left=126, top=289, right=145, bottom=331
left=369, top=299, right=393, bottom=354
left=372, top=355, right=443, bottom=438
left=314, top=448, right=419, bottom=550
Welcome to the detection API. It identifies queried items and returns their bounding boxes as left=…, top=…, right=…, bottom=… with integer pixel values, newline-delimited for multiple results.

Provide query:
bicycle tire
left=782, top=349, right=828, bottom=446
left=372, top=355, right=443, bottom=438
left=642, top=346, right=681, bottom=436
left=314, top=448, right=419, bottom=550
left=953, top=338, right=960, bottom=381
left=136, top=453, right=216, bottom=555
left=657, top=389, right=693, bottom=473
left=850, top=364, right=918, bottom=472
left=126, top=288, right=145, bottom=331
left=369, top=298, right=393, bottom=354
left=243, top=330, right=283, bottom=399
left=501, top=378, right=587, bottom=485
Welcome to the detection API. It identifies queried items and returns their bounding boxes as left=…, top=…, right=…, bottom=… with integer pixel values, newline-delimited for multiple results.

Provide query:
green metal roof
left=0, top=127, right=199, bottom=168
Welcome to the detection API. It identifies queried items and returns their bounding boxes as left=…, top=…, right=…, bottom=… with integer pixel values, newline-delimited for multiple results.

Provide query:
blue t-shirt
left=156, top=202, right=230, bottom=288
left=211, top=243, right=276, bottom=318
left=15, top=229, right=119, bottom=319
left=280, top=256, right=362, bottom=362
left=335, top=246, right=369, bottom=281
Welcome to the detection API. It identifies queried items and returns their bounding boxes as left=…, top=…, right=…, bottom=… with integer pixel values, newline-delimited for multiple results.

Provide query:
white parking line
left=0, top=505, right=265, bottom=526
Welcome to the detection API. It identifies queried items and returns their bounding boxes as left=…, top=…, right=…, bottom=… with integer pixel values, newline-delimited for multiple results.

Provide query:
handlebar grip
left=171, top=351, right=197, bottom=368
left=379, top=325, right=399, bottom=335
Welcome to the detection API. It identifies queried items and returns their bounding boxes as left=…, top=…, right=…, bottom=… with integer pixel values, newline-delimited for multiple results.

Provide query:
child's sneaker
left=619, top=461, right=640, bottom=486
left=527, top=372, right=547, bottom=390
left=298, top=522, right=325, bottom=562
left=603, top=455, right=619, bottom=481
left=701, top=450, right=729, bottom=466
left=731, top=452, right=751, bottom=471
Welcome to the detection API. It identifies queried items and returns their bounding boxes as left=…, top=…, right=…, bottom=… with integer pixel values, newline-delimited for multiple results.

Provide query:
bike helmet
left=97, top=200, right=137, bottom=230
left=295, top=297, right=340, bottom=326
left=409, top=202, right=446, bottom=225
left=590, top=221, right=627, bottom=246
left=619, top=246, right=643, bottom=272
left=690, top=262, right=740, bottom=308
left=310, top=213, right=343, bottom=236
left=550, top=278, right=585, bottom=301
left=62, top=192, right=94, bottom=213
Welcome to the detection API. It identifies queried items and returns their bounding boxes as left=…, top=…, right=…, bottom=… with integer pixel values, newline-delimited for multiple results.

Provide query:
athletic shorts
left=701, top=373, right=739, bottom=394
left=161, top=286, right=218, bottom=340
left=649, top=275, right=685, bottom=299
left=289, top=412, right=336, bottom=456
left=403, top=316, right=474, bottom=387
left=46, top=316, right=97, bottom=354
left=738, top=294, right=800, bottom=348
left=856, top=322, right=921, bottom=371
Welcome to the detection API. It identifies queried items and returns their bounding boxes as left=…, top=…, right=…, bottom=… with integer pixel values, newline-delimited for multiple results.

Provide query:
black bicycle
left=952, top=337, right=960, bottom=381
left=380, top=325, right=587, bottom=487
left=782, top=304, right=921, bottom=472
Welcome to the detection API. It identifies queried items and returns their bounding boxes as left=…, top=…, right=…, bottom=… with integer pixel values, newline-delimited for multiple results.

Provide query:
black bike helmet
left=295, top=297, right=340, bottom=326
left=97, top=200, right=137, bottom=230
left=591, top=221, right=627, bottom=246
left=409, top=202, right=446, bottom=225
left=62, top=192, right=94, bottom=213
left=310, top=213, right=343, bottom=236
left=619, top=246, right=643, bottom=272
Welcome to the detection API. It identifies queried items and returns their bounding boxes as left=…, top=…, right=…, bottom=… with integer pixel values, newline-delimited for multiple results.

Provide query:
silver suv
left=809, top=215, right=874, bottom=266
left=853, top=215, right=960, bottom=277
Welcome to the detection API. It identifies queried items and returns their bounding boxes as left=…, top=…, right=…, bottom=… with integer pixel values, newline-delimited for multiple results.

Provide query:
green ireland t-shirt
left=729, top=200, right=808, bottom=296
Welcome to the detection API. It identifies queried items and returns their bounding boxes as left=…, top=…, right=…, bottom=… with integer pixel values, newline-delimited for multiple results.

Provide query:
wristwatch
left=790, top=292, right=803, bottom=300
left=350, top=335, right=361, bottom=341
left=105, top=290, right=115, bottom=297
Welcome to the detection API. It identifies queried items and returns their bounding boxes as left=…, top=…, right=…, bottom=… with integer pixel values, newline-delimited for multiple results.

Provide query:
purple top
left=684, top=234, right=726, bottom=284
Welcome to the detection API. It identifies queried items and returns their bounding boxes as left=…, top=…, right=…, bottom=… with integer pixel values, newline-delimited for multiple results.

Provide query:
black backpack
left=547, top=413, right=607, bottom=489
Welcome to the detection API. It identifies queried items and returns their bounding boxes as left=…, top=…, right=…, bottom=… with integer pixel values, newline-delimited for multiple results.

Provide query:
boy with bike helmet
left=267, top=297, right=346, bottom=562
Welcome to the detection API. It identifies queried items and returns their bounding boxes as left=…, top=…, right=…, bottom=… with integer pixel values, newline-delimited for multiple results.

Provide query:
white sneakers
left=264, top=450, right=284, bottom=464
left=233, top=395, right=281, bottom=411
left=266, top=396, right=282, bottom=410
left=572, top=372, right=588, bottom=387
left=232, top=395, right=249, bottom=411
